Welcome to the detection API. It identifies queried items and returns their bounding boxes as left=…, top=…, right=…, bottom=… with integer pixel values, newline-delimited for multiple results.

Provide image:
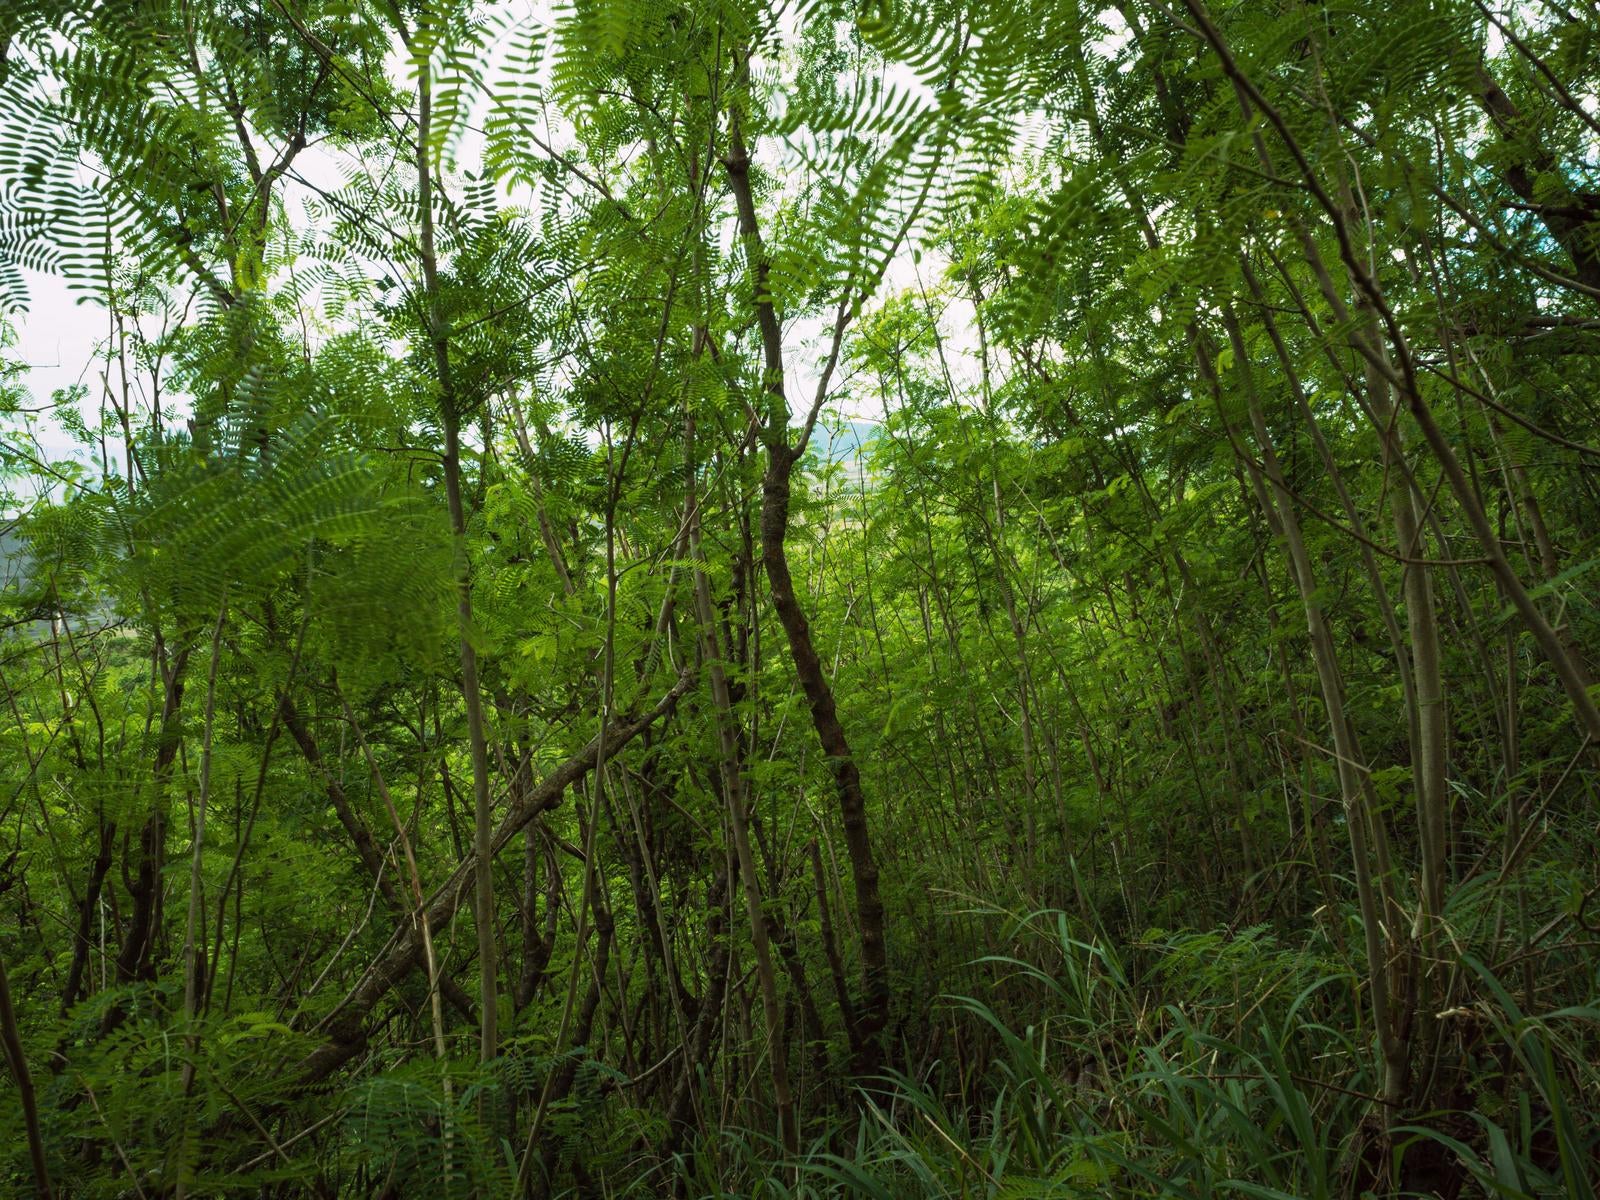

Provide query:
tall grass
left=655, top=902, right=1598, bottom=1199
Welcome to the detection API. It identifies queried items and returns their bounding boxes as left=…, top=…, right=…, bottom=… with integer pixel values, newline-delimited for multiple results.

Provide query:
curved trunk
left=722, top=99, right=890, bottom=1074
left=115, top=646, right=189, bottom=986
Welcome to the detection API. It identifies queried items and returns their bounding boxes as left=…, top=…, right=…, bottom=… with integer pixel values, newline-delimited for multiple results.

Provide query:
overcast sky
left=6, top=3, right=997, bottom=491
left=14, top=267, right=105, bottom=460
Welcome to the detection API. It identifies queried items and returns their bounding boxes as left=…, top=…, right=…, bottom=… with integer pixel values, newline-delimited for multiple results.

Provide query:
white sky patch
left=13, top=270, right=103, bottom=452
left=9, top=0, right=975, bottom=466
left=11, top=0, right=1442, bottom=487
left=7, top=1, right=1054, bottom=486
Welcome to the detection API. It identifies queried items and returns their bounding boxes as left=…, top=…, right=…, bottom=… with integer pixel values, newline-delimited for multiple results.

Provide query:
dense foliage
left=1, top=0, right=1598, bottom=1195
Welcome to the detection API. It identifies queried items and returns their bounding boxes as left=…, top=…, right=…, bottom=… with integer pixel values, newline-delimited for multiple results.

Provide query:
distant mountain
left=810, top=418, right=881, bottom=465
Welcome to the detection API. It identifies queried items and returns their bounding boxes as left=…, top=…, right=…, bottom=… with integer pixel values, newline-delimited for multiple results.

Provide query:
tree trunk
left=722, top=98, right=890, bottom=1075
left=115, top=646, right=189, bottom=985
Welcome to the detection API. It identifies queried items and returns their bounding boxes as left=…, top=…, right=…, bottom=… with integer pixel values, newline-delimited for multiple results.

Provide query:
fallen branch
left=294, top=671, right=695, bottom=1085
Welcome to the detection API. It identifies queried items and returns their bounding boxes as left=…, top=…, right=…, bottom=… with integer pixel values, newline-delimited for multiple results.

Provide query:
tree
left=1, top=0, right=1597, bottom=1194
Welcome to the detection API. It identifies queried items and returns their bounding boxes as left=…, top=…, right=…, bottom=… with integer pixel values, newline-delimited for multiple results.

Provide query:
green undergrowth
left=663, top=906, right=1599, bottom=1200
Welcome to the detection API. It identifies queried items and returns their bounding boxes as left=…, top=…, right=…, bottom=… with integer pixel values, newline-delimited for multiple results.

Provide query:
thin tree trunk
left=688, top=443, right=796, bottom=1151
left=1201, top=319, right=1405, bottom=1110
left=279, top=691, right=477, bottom=1024
left=0, top=946, right=54, bottom=1198
left=115, top=644, right=190, bottom=986
left=809, top=837, right=856, bottom=1051
left=294, top=674, right=692, bottom=1086
left=341, top=686, right=455, bottom=1186
left=174, top=596, right=228, bottom=1200
left=60, top=822, right=115, bottom=1013
left=413, top=44, right=498, bottom=1069
left=721, top=92, right=889, bottom=1073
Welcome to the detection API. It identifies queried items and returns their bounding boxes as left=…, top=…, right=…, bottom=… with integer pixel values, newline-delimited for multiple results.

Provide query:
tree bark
left=115, top=645, right=189, bottom=985
left=688, top=455, right=796, bottom=1151
left=0, top=947, right=53, bottom=1198
left=294, top=674, right=692, bottom=1086
left=721, top=91, right=890, bottom=1075
left=1473, top=62, right=1600, bottom=295
left=279, top=692, right=477, bottom=1024
left=413, top=49, right=499, bottom=1069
